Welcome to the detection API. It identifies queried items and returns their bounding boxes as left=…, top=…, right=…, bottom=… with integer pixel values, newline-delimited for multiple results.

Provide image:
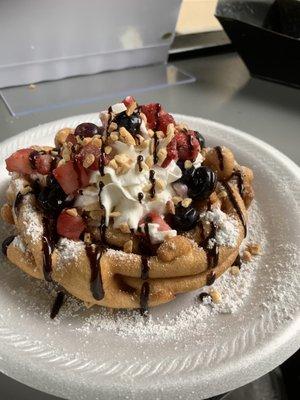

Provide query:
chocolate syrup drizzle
left=138, top=192, right=144, bottom=203
left=223, top=182, right=247, bottom=236
left=42, top=216, right=57, bottom=282
left=2, top=235, right=16, bottom=256
left=232, top=170, right=245, bottom=197
left=85, top=244, right=106, bottom=301
left=98, top=181, right=107, bottom=245
left=198, top=292, right=210, bottom=302
left=137, top=155, right=143, bottom=172
left=153, top=132, right=159, bottom=165
left=99, top=140, right=106, bottom=177
left=140, top=223, right=150, bottom=280
left=138, top=223, right=151, bottom=314
left=140, top=282, right=150, bottom=316
left=14, top=192, right=24, bottom=212
left=149, top=170, right=156, bottom=198
left=206, top=271, right=216, bottom=286
left=50, top=291, right=65, bottom=319
left=202, top=222, right=220, bottom=269
left=233, top=254, right=242, bottom=269
left=214, top=146, right=224, bottom=171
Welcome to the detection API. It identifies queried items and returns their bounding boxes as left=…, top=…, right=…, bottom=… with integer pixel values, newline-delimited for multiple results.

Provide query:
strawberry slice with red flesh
left=65, top=133, right=77, bottom=146
left=75, top=162, right=90, bottom=188
left=139, top=212, right=171, bottom=231
left=53, top=161, right=80, bottom=194
left=157, top=110, right=175, bottom=133
left=5, top=148, right=35, bottom=175
left=57, top=210, right=86, bottom=240
left=123, top=96, right=136, bottom=108
left=76, top=144, right=101, bottom=171
left=141, top=103, right=175, bottom=133
left=35, top=154, right=54, bottom=175
left=161, top=137, right=178, bottom=168
left=176, top=130, right=200, bottom=161
left=140, top=103, right=161, bottom=130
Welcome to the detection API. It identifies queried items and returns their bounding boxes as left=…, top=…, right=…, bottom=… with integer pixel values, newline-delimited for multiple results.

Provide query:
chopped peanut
left=209, top=289, right=222, bottom=304
left=242, top=250, right=252, bottom=262
left=181, top=198, right=192, bottom=208
left=247, top=243, right=262, bottom=255
left=83, top=153, right=95, bottom=168
left=66, top=208, right=78, bottom=217
left=123, top=240, right=133, bottom=253
left=230, top=266, right=240, bottom=276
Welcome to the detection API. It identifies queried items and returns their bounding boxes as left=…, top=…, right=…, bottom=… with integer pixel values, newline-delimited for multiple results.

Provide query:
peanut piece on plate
left=209, top=289, right=222, bottom=304
left=247, top=243, right=262, bottom=255
left=242, top=250, right=252, bottom=262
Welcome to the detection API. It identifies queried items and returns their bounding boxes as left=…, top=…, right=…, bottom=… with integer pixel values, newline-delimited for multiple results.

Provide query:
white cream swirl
left=76, top=140, right=182, bottom=238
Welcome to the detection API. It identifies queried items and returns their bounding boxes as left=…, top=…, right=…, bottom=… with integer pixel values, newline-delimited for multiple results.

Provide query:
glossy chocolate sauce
left=149, top=170, right=156, bottom=198
left=85, top=243, right=106, bottom=301
left=198, top=292, right=210, bottom=302
left=137, top=155, right=143, bottom=172
left=14, top=192, right=24, bottom=212
left=232, top=170, right=245, bottom=197
left=140, top=281, right=150, bottom=316
left=138, top=192, right=144, bottom=203
left=206, top=271, right=216, bottom=286
left=214, top=146, right=224, bottom=171
left=153, top=133, right=159, bottom=165
left=2, top=235, right=16, bottom=256
left=98, top=181, right=107, bottom=244
left=233, top=254, right=242, bottom=269
left=223, top=182, right=247, bottom=236
left=42, top=216, right=57, bottom=282
left=99, top=141, right=106, bottom=176
left=202, top=222, right=219, bottom=269
left=50, top=291, right=65, bottom=319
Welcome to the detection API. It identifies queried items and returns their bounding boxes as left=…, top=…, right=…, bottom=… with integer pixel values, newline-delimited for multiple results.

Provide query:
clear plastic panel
left=0, top=64, right=195, bottom=117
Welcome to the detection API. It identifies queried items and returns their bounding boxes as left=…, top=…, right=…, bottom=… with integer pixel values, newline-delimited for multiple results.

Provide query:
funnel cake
left=1, top=97, right=254, bottom=314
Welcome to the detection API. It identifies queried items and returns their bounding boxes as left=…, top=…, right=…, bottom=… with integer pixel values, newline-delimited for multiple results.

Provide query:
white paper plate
left=0, top=114, right=299, bottom=400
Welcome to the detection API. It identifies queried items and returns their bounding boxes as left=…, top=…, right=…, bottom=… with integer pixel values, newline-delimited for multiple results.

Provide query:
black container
left=215, top=0, right=300, bottom=88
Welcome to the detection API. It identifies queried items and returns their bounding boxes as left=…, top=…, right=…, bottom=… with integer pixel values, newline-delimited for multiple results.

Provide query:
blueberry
left=37, top=176, right=70, bottom=214
left=194, top=131, right=206, bottom=148
left=74, top=123, right=103, bottom=138
left=179, top=166, right=216, bottom=201
left=167, top=205, right=199, bottom=232
left=113, top=111, right=141, bottom=135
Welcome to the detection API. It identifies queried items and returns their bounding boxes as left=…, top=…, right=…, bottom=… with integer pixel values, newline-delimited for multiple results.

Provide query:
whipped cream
left=76, top=138, right=182, bottom=239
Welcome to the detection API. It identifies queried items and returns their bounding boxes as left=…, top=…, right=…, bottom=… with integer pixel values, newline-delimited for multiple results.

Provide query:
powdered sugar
left=56, top=238, right=84, bottom=270
left=200, top=207, right=239, bottom=248
left=71, top=200, right=266, bottom=342
left=12, top=235, right=26, bottom=252
left=22, top=196, right=43, bottom=242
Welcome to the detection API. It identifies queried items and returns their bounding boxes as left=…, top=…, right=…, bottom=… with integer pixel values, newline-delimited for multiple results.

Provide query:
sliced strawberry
left=75, top=162, right=90, bottom=188
left=76, top=144, right=101, bottom=171
left=140, top=103, right=161, bottom=130
left=140, top=212, right=171, bottom=231
left=53, top=161, right=79, bottom=194
left=65, top=133, right=77, bottom=145
left=57, top=210, right=86, bottom=240
left=176, top=130, right=200, bottom=161
left=35, top=154, right=53, bottom=175
left=157, top=110, right=175, bottom=133
left=162, top=137, right=178, bottom=168
left=123, top=95, right=136, bottom=107
left=5, top=148, right=34, bottom=175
